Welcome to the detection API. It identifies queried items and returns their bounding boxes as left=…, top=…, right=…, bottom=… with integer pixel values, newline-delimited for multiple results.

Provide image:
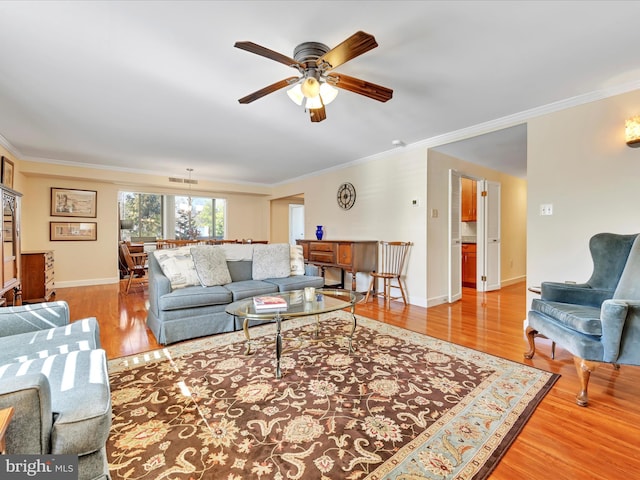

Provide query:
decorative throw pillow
left=252, top=243, right=291, bottom=280
left=153, top=247, right=200, bottom=289
left=190, top=246, right=232, bottom=287
left=290, top=245, right=305, bottom=276
left=220, top=243, right=254, bottom=261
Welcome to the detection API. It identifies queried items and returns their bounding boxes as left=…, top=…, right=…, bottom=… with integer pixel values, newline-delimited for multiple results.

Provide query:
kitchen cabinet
left=462, top=243, right=477, bottom=288
left=461, top=178, right=477, bottom=222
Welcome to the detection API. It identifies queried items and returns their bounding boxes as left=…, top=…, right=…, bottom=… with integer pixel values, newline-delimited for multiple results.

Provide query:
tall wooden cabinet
left=21, top=251, right=55, bottom=303
left=1, top=187, right=21, bottom=304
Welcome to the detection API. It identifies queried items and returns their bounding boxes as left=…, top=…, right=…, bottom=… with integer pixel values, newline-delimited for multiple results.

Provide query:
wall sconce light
left=625, top=116, right=640, bottom=147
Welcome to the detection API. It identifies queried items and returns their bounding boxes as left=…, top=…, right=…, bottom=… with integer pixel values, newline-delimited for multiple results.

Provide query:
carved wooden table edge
left=0, top=406, right=15, bottom=454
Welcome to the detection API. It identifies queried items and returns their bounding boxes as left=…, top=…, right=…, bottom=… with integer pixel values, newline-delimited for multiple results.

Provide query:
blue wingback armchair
left=525, top=232, right=640, bottom=406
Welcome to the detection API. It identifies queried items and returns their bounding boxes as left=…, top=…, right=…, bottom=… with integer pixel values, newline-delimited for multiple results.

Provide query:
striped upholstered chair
left=0, top=301, right=112, bottom=479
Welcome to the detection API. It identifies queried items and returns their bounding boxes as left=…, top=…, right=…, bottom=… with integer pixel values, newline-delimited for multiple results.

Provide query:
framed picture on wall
left=1, top=157, right=14, bottom=189
left=50, top=222, right=97, bottom=241
left=51, top=188, right=97, bottom=217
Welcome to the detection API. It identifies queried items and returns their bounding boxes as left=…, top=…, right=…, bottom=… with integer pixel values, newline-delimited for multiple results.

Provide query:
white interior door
left=477, top=180, right=501, bottom=291
left=448, top=170, right=462, bottom=302
left=289, top=204, right=305, bottom=246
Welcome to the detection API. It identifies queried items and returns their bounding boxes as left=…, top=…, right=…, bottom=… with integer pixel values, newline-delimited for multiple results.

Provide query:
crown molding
left=409, top=79, right=640, bottom=152
left=0, top=133, right=21, bottom=158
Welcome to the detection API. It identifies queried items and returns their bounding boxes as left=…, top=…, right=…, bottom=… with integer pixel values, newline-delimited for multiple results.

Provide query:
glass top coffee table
left=225, top=289, right=360, bottom=378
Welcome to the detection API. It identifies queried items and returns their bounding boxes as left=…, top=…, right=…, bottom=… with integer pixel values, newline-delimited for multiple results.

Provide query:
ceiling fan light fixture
left=235, top=32, right=393, bottom=122
left=319, top=82, right=338, bottom=105
left=305, top=95, right=323, bottom=110
left=286, top=83, right=304, bottom=106
left=300, top=76, right=320, bottom=98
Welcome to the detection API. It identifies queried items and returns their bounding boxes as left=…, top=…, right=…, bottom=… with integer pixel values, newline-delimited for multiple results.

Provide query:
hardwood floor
left=55, top=281, right=639, bottom=479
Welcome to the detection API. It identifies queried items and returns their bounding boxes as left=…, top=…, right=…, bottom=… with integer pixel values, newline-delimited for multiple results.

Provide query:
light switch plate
left=540, top=204, right=553, bottom=215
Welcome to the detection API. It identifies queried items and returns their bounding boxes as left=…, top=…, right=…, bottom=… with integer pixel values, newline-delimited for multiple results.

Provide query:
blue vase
left=315, top=225, right=324, bottom=240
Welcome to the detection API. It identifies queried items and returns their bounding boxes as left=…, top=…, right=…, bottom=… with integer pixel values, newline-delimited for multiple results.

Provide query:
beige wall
left=527, top=89, right=640, bottom=305
left=270, top=195, right=304, bottom=244
left=17, top=160, right=272, bottom=287
left=426, top=150, right=528, bottom=305
left=272, top=148, right=429, bottom=306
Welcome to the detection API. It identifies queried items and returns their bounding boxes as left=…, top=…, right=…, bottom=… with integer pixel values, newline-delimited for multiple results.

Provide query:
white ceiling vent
left=168, top=177, right=199, bottom=184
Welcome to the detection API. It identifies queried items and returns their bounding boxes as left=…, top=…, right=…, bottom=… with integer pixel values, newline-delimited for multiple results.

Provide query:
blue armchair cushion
left=540, top=282, right=613, bottom=308
left=531, top=298, right=602, bottom=336
left=0, top=302, right=71, bottom=337
left=0, top=317, right=100, bottom=365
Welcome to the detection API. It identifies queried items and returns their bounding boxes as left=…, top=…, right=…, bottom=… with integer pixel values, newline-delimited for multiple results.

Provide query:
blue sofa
left=0, top=301, right=111, bottom=480
left=146, top=243, right=324, bottom=344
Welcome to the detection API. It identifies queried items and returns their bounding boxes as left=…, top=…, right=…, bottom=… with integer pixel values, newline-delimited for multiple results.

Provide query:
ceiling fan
left=234, top=31, right=393, bottom=123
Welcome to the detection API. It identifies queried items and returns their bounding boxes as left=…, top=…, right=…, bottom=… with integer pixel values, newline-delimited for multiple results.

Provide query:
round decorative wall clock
left=337, top=182, right=356, bottom=210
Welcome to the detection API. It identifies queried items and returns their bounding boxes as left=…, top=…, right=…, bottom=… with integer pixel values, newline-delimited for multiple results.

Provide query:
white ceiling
left=432, top=124, right=527, bottom=178
left=0, top=1, right=639, bottom=185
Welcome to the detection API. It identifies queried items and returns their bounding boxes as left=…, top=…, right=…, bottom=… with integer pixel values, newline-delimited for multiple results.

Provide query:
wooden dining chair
left=365, top=241, right=413, bottom=307
left=120, top=242, right=148, bottom=293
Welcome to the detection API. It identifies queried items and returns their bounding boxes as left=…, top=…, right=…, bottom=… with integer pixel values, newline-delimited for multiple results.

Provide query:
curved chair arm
left=0, top=302, right=70, bottom=338
left=541, top=282, right=613, bottom=308
left=601, top=299, right=640, bottom=364
left=147, top=253, right=172, bottom=318
left=0, top=373, right=52, bottom=454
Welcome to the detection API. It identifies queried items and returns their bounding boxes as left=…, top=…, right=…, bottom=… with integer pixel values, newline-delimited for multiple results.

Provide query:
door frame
left=288, top=204, right=305, bottom=246
left=448, top=172, right=501, bottom=299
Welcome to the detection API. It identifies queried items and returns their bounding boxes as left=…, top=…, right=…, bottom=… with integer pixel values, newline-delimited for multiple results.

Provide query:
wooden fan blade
left=310, top=105, right=326, bottom=122
left=238, top=77, right=299, bottom=104
left=316, top=31, right=378, bottom=70
left=234, top=41, right=303, bottom=69
left=331, top=73, right=393, bottom=102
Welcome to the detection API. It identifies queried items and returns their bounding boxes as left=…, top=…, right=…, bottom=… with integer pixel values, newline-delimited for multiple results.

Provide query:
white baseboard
left=426, top=296, right=449, bottom=307
left=501, top=275, right=526, bottom=287
left=55, top=277, right=120, bottom=288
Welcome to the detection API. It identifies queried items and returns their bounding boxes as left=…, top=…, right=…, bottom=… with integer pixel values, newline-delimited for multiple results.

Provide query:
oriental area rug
left=106, top=312, right=558, bottom=480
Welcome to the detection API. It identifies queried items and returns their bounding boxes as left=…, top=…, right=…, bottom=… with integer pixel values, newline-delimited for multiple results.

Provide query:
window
left=174, top=195, right=226, bottom=239
left=119, top=192, right=226, bottom=240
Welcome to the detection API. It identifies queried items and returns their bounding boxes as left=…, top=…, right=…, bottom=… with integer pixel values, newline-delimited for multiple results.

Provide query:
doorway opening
left=448, top=170, right=502, bottom=303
